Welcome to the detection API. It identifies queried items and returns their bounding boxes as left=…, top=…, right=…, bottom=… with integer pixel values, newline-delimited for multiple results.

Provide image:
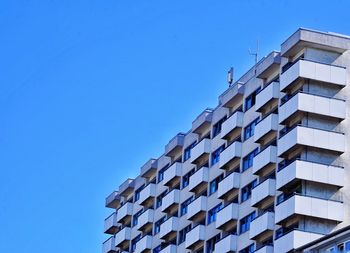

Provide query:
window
left=178, top=225, right=191, bottom=244
left=153, top=245, right=162, bottom=253
left=326, top=247, right=335, bottom=252
left=244, top=118, right=259, bottom=140
left=209, top=174, right=224, bottom=195
left=131, top=234, right=141, bottom=252
left=242, top=148, right=259, bottom=171
left=211, top=145, right=225, bottom=166
left=239, top=243, right=255, bottom=253
left=132, top=210, right=143, bottom=227
left=154, top=216, right=166, bottom=235
left=206, top=234, right=220, bottom=253
left=241, top=179, right=257, bottom=202
left=207, top=203, right=223, bottom=224
left=156, top=191, right=167, bottom=208
left=336, top=240, right=350, bottom=252
left=134, top=185, right=144, bottom=202
left=245, top=88, right=260, bottom=111
left=239, top=212, right=256, bottom=234
left=212, top=116, right=227, bottom=138
left=158, top=165, right=169, bottom=183
left=180, top=196, right=194, bottom=216
left=184, top=142, right=196, bottom=161
left=182, top=168, right=195, bottom=189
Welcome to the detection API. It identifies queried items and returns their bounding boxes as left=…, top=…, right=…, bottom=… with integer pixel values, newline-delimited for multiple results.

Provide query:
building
left=296, top=225, right=350, bottom=252
left=102, top=28, right=350, bottom=253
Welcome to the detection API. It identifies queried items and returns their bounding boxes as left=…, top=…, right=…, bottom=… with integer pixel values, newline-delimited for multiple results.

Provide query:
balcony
left=161, top=189, right=180, bottom=213
left=135, top=235, right=152, bottom=253
left=217, top=172, right=240, bottom=200
left=256, top=51, right=281, bottom=79
left=281, top=28, right=350, bottom=58
left=116, top=202, right=133, bottom=224
left=163, top=162, right=182, bottom=187
left=254, top=245, right=274, bottom=253
left=159, top=217, right=178, bottom=240
left=255, top=81, right=279, bottom=112
left=251, top=179, right=276, bottom=208
left=279, top=92, right=346, bottom=125
left=137, top=209, right=154, bottom=232
left=104, top=212, right=119, bottom=234
left=103, top=236, right=116, bottom=253
left=220, top=111, right=244, bottom=140
left=187, top=196, right=207, bottom=221
left=254, top=114, right=278, bottom=144
left=190, top=138, right=210, bottom=164
left=165, top=133, right=185, bottom=157
left=249, top=212, right=275, bottom=240
left=185, top=225, right=206, bottom=250
left=274, top=229, right=324, bottom=253
left=252, top=146, right=277, bottom=176
left=138, top=183, right=156, bottom=207
left=159, top=245, right=177, bottom=253
left=219, top=141, right=242, bottom=170
left=119, top=179, right=135, bottom=198
left=140, top=158, right=157, bottom=179
left=277, top=159, right=344, bottom=191
left=114, top=227, right=131, bottom=248
left=105, top=191, right=121, bottom=209
left=219, top=82, right=245, bottom=108
left=275, top=194, right=344, bottom=224
left=188, top=167, right=209, bottom=193
left=216, top=203, right=239, bottom=231
left=214, top=234, right=237, bottom=253
left=277, top=125, right=345, bottom=158
left=280, top=59, right=346, bottom=92
left=192, top=109, right=213, bottom=134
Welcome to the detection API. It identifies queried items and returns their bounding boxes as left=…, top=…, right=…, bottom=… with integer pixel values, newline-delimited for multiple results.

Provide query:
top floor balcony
left=219, top=82, right=245, bottom=109
left=165, top=133, right=185, bottom=158
left=281, top=28, right=350, bottom=58
left=192, top=109, right=213, bottom=134
left=105, top=191, right=121, bottom=209
left=140, top=158, right=157, bottom=179
left=119, top=179, right=135, bottom=198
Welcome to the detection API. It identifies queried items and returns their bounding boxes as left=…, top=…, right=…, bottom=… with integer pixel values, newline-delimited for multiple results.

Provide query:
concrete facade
left=103, top=28, right=350, bottom=253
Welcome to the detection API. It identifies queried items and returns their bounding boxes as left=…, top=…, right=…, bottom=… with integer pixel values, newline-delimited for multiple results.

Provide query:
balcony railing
left=280, top=58, right=346, bottom=92
left=275, top=193, right=344, bottom=224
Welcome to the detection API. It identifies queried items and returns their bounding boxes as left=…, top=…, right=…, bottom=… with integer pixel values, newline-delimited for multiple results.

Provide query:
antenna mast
left=227, top=67, right=234, bottom=86
left=249, top=40, right=259, bottom=65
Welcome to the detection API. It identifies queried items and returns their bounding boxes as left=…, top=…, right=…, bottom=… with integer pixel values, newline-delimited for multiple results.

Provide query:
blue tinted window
left=207, top=204, right=223, bottom=224
left=242, top=148, right=259, bottom=171
left=239, top=212, right=256, bottom=234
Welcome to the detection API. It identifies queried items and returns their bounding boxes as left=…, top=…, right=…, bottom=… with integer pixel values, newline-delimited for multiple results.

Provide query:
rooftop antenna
left=227, top=67, right=234, bottom=86
left=249, top=40, right=259, bottom=65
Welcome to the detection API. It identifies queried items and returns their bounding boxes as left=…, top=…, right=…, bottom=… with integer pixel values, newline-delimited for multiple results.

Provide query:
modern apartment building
left=297, top=225, right=350, bottom=252
left=102, top=28, right=350, bottom=253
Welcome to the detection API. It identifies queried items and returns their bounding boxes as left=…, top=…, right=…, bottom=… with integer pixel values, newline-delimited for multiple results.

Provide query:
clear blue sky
left=1, top=1, right=350, bottom=252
